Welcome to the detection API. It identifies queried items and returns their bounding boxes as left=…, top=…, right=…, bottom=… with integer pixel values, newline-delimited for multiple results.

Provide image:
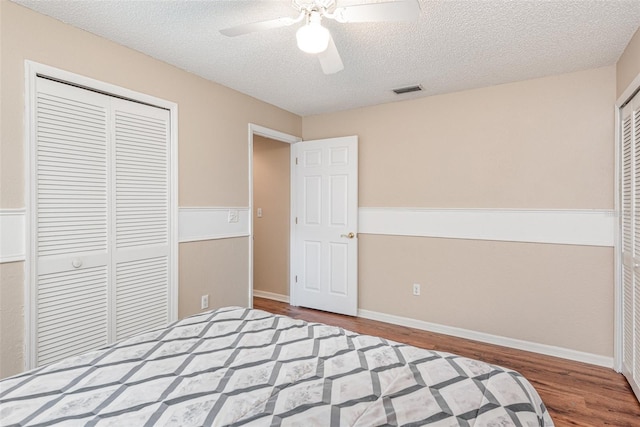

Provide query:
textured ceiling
left=12, top=0, right=640, bottom=116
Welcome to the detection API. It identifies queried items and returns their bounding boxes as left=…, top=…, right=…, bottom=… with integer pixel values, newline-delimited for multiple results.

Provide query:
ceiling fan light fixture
left=296, top=12, right=330, bottom=54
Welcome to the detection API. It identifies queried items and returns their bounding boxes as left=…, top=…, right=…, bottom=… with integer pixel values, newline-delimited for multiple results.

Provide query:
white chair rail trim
left=359, top=207, right=615, bottom=247
left=2, top=207, right=615, bottom=263
left=179, top=207, right=250, bottom=243
left=0, top=209, right=26, bottom=263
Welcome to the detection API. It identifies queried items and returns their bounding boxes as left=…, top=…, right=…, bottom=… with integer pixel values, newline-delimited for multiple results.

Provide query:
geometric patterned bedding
left=0, top=307, right=554, bottom=426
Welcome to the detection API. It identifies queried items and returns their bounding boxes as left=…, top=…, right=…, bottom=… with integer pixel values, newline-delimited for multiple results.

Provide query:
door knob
left=72, top=259, right=83, bottom=268
left=340, top=232, right=356, bottom=239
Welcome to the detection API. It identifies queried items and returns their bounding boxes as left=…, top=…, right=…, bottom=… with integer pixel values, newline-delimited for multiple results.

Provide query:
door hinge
left=295, top=275, right=298, bottom=283
left=296, top=157, right=298, bottom=165
left=295, top=217, right=298, bottom=224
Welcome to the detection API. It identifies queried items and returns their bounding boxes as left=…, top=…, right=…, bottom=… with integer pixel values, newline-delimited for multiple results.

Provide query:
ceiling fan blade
left=332, top=0, right=420, bottom=23
left=220, top=16, right=300, bottom=37
left=318, top=35, right=344, bottom=75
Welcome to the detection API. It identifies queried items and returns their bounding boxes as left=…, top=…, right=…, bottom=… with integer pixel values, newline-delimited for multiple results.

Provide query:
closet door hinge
left=296, top=157, right=298, bottom=165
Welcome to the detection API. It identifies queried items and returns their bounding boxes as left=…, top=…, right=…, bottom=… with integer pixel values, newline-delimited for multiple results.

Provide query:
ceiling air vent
left=392, top=85, right=423, bottom=95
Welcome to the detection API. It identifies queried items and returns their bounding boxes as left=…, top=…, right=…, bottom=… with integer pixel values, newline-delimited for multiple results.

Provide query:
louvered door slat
left=621, top=91, right=640, bottom=403
left=622, top=115, right=632, bottom=252
left=636, top=271, right=640, bottom=383
left=621, top=111, right=634, bottom=376
left=625, top=267, right=634, bottom=372
left=36, top=85, right=108, bottom=259
left=115, top=256, right=168, bottom=341
left=114, top=106, right=169, bottom=249
left=113, top=99, right=170, bottom=342
left=34, top=78, right=110, bottom=367
left=634, top=108, right=640, bottom=383
left=37, top=266, right=108, bottom=366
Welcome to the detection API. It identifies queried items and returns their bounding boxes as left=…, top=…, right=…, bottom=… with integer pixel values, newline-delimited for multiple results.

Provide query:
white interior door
left=33, top=78, right=111, bottom=366
left=292, top=136, right=358, bottom=316
left=621, top=91, right=640, bottom=402
left=112, top=98, right=171, bottom=341
left=29, top=75, right=175, bottom=368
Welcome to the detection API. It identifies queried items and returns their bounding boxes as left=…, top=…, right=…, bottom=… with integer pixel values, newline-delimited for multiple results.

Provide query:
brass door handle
left=340, top=232, right=356, bottom=239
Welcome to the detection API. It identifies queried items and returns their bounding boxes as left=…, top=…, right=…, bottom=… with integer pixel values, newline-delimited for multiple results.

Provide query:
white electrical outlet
left=201, top=294, right=209, bottom=310
left=412, top=283, right=421, bottom=296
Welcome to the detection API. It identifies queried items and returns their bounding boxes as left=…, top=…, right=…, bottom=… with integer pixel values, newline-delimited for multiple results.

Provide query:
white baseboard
left=253, top=290, right=290, bottom=303
left=252, top=291, right=613, bottom=368
left=357, top=308, right=613, bottom=368
left=0, top=209, right=26, bottom=263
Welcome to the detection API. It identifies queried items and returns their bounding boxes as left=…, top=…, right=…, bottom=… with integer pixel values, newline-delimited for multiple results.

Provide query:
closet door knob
left=72, top=259, right=83, bottom=268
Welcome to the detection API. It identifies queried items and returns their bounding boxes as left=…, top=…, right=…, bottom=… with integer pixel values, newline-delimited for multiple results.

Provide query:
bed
left=0, top=306, right=553, bottom=426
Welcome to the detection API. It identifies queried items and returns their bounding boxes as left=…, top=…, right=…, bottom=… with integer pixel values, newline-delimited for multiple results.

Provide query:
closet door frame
left=616, top=71, right=640, bottom=399
left=24, top=61, right=179, bottom=370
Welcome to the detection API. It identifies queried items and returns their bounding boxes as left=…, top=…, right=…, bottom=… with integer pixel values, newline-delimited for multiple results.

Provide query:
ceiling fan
left=220, top=0, right=421, bottom=74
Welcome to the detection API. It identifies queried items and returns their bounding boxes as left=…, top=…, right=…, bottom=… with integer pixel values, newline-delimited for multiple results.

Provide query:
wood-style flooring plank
left=253, top=297, right=640, bottom=427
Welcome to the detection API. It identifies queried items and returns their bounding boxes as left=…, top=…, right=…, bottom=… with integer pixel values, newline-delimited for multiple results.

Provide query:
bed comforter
left=0, top=307, right=553, bottom=426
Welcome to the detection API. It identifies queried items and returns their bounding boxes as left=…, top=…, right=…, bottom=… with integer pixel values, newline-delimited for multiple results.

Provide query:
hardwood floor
left=253, top=297, right=640, bottom=427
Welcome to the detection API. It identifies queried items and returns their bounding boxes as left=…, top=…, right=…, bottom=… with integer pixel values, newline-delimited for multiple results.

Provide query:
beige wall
left=303, top=67, right=616, bottom=357
left=360, top=235, right=613, bottom=356
left=253, top=136, right=291, bottom=297
left=304, top=66, right=615, bottom=210
left=617, top=28, right=640, bottom=98
left=179, top=238, right=250, bottom=316
left=1, top=0, right=633, bottom=378
left=0, top=262, right=24, bottom=376
left=0, top=1, right=301, bottom=379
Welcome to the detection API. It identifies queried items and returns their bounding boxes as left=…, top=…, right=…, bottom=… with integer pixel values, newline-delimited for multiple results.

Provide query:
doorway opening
left=248, top=125, right=300, bottom=307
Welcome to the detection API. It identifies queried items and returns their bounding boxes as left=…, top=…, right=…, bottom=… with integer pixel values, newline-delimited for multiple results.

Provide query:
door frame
left=247, top=124, right=301, bottom=308
left=24, top=61, right=179, bottom=370
left=615, top=71, right=640, bottom=374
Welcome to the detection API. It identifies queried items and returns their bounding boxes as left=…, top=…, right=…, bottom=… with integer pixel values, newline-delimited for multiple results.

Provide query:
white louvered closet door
left=34, top=78, right=111, bottom=366
left=621, top=90, right=640, bottom=402
left=112, top=99, right=170, bottom=341
left=32, top=77, right=173, bottom=367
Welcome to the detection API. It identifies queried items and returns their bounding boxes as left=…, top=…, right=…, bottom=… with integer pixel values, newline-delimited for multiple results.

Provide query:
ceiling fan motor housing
left=297, top=11, right=331, bottom=53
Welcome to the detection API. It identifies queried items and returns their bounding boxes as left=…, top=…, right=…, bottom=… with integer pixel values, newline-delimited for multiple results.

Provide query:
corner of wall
left=616, top=27, right=640, bottom=98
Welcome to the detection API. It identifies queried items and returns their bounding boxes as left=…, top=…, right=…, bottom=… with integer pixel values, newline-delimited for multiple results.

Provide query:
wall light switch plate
left=201, top=294, right=209, bottom=310
left=257, top=208, right=262, bottom=218
left=228, top=209, right=239, bottom=223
